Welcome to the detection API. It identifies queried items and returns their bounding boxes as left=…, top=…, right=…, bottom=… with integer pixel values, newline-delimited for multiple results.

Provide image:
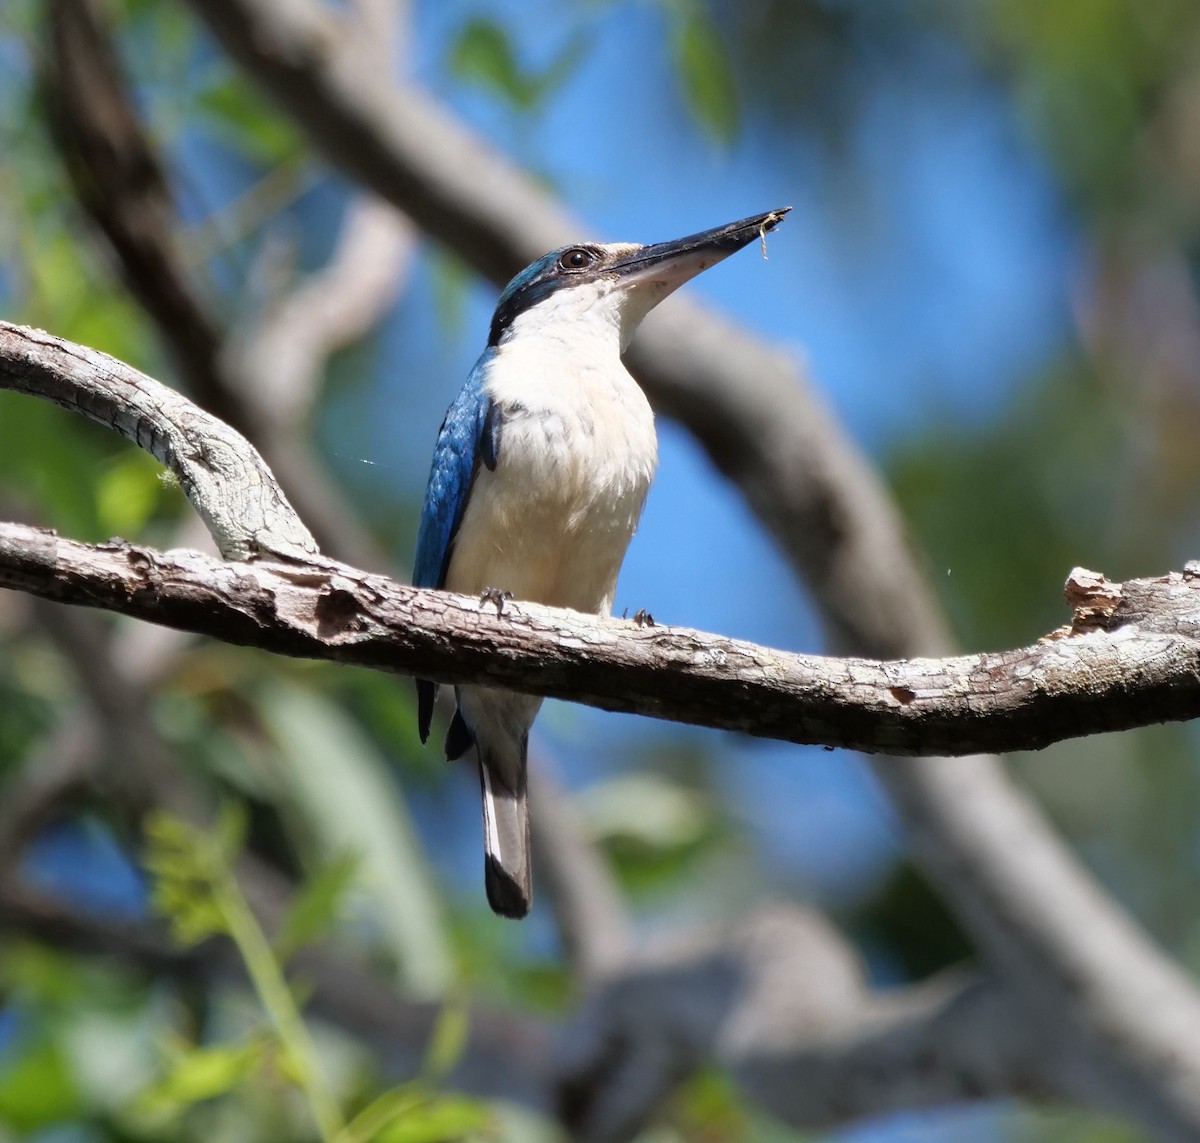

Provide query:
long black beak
left=612, top=207, right=792, bottom=286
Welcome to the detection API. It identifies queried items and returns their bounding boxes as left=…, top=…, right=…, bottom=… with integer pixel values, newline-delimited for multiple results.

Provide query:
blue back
left=413, top=349, right=500, bottom=590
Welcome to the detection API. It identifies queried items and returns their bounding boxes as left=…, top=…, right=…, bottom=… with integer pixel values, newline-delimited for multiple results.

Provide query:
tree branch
left=22, top=1, right=1200, bottom=1117
left=5, top=319, right=1200, bottom=761
left=555, top=906, right=1059, bottom=1142
left=10, top=23, right=1200, bottom=1086
left=23, top=4, right=1200, bottom=1136
left=0, top=322, right=317, bottom=561
left=4, top=518, right=1200, bottom=760
left=43, top=0, right=401, bottom=571
left=234, top=194, right=416, bottom=429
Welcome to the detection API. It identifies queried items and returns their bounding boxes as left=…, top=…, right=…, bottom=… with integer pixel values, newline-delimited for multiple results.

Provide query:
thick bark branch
left=17, top=3, right=1200, bottom=1137
left=7, top=319, right=1200, bottom=759
left=5, top=309, right=1200, bottom=1139
left=21, top=0, right=1200, bottom=1103
left=2, top=523, right=1200, bottom=758
left=0, top=323, right=317, bottom=561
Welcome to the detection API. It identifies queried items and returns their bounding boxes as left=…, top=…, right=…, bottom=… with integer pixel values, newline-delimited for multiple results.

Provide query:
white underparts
left=444, top=313, right=658, bottom=615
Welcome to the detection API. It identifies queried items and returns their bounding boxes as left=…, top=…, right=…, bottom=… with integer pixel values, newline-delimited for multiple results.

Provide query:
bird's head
left=488, top=207, right=791, bottom=352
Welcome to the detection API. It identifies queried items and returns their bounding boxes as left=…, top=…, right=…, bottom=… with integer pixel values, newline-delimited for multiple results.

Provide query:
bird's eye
left=559, top=247, right=596, bottom=271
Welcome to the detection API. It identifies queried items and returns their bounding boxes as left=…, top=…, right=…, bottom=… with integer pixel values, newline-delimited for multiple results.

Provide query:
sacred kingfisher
left=414, top=207, right=790, bottom=918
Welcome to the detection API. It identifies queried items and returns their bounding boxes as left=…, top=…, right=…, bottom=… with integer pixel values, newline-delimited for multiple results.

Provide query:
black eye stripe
left=489, top=245, right=602, bottom=345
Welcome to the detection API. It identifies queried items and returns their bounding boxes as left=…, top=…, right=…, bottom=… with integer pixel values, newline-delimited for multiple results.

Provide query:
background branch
left=528, top=763, right=632, bottom=987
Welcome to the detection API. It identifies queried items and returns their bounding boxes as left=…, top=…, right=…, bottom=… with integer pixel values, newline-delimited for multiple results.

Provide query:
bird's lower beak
left=611, top=207, right=791, bottom=290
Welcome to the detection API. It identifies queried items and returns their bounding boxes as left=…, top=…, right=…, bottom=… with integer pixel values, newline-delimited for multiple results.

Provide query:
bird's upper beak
left=610, top=207, right=792, bottom=292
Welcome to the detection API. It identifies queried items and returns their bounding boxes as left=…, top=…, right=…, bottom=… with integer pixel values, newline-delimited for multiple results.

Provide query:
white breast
left=444, top=332, right=657, bottom=615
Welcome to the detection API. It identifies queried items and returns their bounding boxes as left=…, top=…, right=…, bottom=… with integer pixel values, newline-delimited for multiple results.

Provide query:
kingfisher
left=413, top=207, right=790, bottom=918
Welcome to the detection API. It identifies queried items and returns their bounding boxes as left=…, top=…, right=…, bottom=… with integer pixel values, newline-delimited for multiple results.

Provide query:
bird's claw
left=632, top=608, right=655, bottom=628
left=481, top=587, right=514, bottom=616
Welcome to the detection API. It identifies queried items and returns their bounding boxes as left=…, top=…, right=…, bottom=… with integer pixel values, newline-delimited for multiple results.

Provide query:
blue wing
left=413, top=349, right=502, bottom=741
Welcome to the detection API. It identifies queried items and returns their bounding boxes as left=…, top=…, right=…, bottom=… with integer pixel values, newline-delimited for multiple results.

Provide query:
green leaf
left=420, top=991, right=470, bottom=1085
left=579, top=772, right=709, bottom=848
left=274, top=852, right=361, bottom=963
left=377, top=1093, right=488, bottom=1143
left=0, top=1037, right=83, bottom=1131
left=449, top=17, right=538, bottom=110
left=95, top=451, right=164, bottom=537
left=673, top=1066, right=748, bottom=1140
left=447, top=17, right=585, bottom=113
left=259, top=683, right=450, bottom=996
left=143, top=809, right=235, bottom=946
left=576, top=772, right=722, bottom=896
left=135, top=1039, right=265, bottom=1114
left=196, top=72, right=304, bottom=164
left=214, top=800, right=249, bottom=864
left=342, top=1085, right=422, bottom=1142
left=149, top=884, right=225, bottom=947
left=671, top=11, right=740, bottom=145
left=0, top=943, right=88, bottom=1008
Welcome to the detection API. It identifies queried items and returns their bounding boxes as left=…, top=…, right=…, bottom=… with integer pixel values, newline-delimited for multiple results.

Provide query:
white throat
left=501, top=276, right=670, bottom=356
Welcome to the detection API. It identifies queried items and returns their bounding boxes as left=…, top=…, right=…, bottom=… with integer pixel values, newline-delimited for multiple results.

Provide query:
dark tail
left=478, top=747, right=531, bottom=919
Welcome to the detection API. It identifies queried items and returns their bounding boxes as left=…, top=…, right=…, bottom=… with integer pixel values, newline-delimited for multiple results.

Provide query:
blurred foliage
left=853, top=862, right=974, bottom=981
left=141, top=806, right=486, bottom=1142
left=669, top=1067, right=813, bottom=1143
left=578, top=770, right=730, bottom=898
left=668, top=6, right=740, bottom=146
left=194, top=74, right=306, bottom=167
left=449, top=14, right=587, bottom=113
left=1, top=0, right=1200, bottom=1141
left=947, top=0, right=1200, bottom=217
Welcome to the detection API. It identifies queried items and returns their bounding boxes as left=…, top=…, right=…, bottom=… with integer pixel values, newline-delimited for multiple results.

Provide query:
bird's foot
left=631, top=608, right=655, bottom=628
left=481, top=587, right=514, bottom=616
